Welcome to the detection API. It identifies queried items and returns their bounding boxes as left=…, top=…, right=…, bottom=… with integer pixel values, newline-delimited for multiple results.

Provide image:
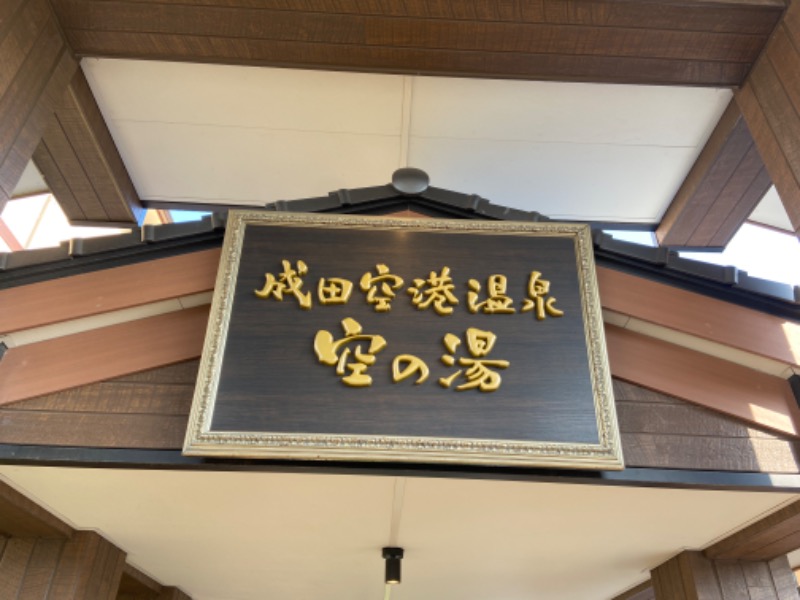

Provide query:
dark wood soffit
left=656, top=99, right=772, bottom=249
left=48, top=0, right=784, bottom=86
left=736, top=0, right=800, bottom=235
left=33, top=69, right=144, bottom=225
left=705, top=498, right=800, bottom=561
left=0, top=0, right=78, bottom=209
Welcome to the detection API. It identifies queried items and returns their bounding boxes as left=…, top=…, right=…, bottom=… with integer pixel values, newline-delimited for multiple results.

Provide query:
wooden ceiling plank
left=52, top=2, right=769, bottom=63
left=532, top=0, right=781, bottom=33
left=47, top=0, right=773, bottom=86
left=656, top=100, right=769, bottom=248
left=35, top=69, right=143, bottom=225
left=65, top=0, right=782, bottom=34
left=705, top=499, right=800, bottom=560
left=60, top=29, right=750, bottom=86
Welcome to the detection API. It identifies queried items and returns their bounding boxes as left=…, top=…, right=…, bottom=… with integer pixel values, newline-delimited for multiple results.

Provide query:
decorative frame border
left=183, top=211, right=623, bottom=470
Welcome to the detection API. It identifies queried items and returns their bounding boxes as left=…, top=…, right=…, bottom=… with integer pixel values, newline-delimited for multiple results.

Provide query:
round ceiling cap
left=391, top=168, right=430, bottom=195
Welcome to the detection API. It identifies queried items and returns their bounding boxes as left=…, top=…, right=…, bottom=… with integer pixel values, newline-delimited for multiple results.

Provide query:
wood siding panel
left=49, top=0, right=779, bottom=86
left=0, top=538, right=36, bottom=599
left=606, top=324, right=800, bottom=438
left=6, top=359, right=799, bottom=475
left=657, top=100, right=772, bottom=248
left=597, top=266, right=800, bottom=367
left=0, top=411, right=189, bottom=449
left=49, top=532, right=125, bottom=600
left=651, top=551, right=800, bottom=600
left=0, top=248, right=220, bottom=332
left=0, top=306, right=210, bottom=406
left=18, top=538, right=65, bottom=600
left=651, top=554, right=799, bottom=599
left=34, top=69, right=143, bottom=225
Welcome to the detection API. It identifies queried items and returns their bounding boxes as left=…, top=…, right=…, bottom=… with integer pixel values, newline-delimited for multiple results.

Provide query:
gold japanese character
left=407, top=267, right=459, bottom=316
left=318, top=277, right=353, bottom=305
left=520, top=271, right=564, bottom=320
left=313, top=317, right=387, bottom=387
left=254, top=259, right=312, bottom=309
left=392, top=354, right=430, bottom=385
left=467, top=275, right=515, bottom=314
left=360, top=264, right=404, bottom=312
left=439, top=328, right=509, bottom=392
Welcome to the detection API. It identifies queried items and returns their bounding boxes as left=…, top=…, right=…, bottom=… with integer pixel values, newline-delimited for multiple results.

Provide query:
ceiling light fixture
left=383, top=547, right=404, bottom=585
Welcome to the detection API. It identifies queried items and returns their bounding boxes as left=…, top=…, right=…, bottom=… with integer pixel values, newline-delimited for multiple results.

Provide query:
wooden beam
left=606, top=324, right=800, bottom=438
left=33, top=69, right=144, bottom=225
left=0, top=247, right=220, bottom=333
left=706, top=498, right=800, bottom=561
left=0, top=0, right=78, bottom=209
left=657, top=99, right=772, bottom=248
left=736, top=1, right=800, bottom=236
left=49, top=0, right=781, bottom=87
left=0, top=305, right=209, bottom=406
left=0, top=479, right=72, bottom=538
left=597, top=266, right=800, bottom=368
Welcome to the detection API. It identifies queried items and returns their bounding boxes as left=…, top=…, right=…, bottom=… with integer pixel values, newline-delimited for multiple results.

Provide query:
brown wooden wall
left=651, top=552, right=799, bottom=600
left=0, top=531, right=126, bottom=600
left=2, top=359, right=797, bottom=474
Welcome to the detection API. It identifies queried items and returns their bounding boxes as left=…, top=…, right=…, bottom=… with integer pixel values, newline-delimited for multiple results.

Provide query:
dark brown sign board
left=184, top=211, right=623, bottom=469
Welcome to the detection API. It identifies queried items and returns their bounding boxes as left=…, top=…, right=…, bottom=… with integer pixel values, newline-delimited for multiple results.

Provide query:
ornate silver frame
left=183, top=211, right=623, bottom=470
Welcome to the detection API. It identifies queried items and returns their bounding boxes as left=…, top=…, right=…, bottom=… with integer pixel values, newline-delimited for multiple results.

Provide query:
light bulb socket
left=382, top=547, right=404, bottom=584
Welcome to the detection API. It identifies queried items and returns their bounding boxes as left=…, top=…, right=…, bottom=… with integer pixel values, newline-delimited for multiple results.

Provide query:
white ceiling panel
left=82, top=59, right=405, bottom=135
left=409, top=138, right=698, bottom=221
left=81, top=58, right=733, bottom=224
left=0, top=466, right=795, bottom=600
left=410, top=78, right=731, bottom=147
left=112, top=121, right=400, bottom=204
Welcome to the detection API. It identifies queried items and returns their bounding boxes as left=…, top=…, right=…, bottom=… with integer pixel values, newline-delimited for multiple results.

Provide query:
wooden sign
left=184, top=211, right=623, bottom=469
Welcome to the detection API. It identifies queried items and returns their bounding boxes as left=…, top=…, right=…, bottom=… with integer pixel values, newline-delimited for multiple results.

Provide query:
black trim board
left=0, top=445, right=797, bottom=492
